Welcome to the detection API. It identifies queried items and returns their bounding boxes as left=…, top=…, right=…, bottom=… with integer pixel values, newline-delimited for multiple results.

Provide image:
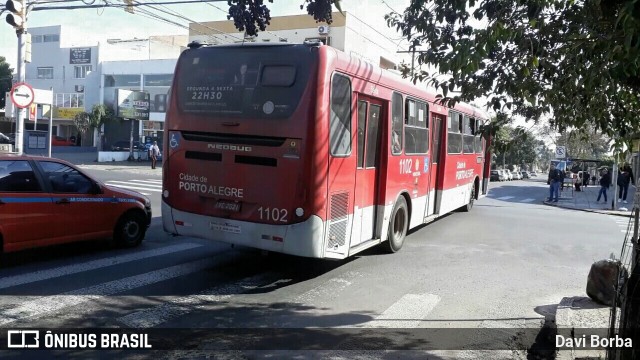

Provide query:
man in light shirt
left=149, top=141, right=161, bottom=169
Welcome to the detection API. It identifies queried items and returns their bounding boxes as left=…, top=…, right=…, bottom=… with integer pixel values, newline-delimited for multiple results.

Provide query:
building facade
left=8, top=12, right=408, bottom=152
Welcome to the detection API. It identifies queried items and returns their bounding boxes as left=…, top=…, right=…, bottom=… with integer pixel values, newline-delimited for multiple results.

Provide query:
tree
left=226, top=0, right=342, bottom=36
left=73, top=104, right=115, bottom=148
left=0, top=57, right=13, bottom=109
left=538, top=124, right=612, bottom=160
left=73, top=112, right=91, bottom=145
left=385, top=1, right=640, bottom=139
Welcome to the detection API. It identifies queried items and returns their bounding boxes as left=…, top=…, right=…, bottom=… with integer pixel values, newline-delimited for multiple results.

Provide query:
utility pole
left=6, top=0, right=28, bottom=155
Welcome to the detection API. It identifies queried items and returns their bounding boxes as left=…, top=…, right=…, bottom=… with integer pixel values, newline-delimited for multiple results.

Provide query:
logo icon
left=169, top=132, right=179, bottom=149
left=7, top=330, right=40, bottom=348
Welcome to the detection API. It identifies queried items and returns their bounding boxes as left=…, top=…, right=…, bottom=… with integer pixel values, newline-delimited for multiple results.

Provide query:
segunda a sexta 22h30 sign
left=116, top=89, right=150, bottom=120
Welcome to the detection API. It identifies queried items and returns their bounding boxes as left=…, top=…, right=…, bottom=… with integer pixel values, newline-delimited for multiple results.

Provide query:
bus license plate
left=215, top=200, right=241, bottom=212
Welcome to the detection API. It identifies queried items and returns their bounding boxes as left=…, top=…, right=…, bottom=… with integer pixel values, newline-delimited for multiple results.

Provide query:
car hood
left=104, top=184, right=148, bottom=204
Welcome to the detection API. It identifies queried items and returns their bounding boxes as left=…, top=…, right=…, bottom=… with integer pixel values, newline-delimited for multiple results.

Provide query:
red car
left=0, top=155, right=151, bottom=256
left=52, top=136, right=75, bottom=146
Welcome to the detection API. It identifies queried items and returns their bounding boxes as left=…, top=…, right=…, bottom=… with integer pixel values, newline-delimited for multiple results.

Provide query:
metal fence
left=608, top=192, right=640, bottom=360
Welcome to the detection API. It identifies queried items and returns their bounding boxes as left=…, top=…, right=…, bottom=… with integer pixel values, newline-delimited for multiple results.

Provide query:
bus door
left=426, top=113, right=445, bottom=216
left=350, top=96, right=384, bottom=247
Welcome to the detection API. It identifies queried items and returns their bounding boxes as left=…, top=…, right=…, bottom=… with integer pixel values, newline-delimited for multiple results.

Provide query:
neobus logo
left=207, top=144, right=252, bottom=152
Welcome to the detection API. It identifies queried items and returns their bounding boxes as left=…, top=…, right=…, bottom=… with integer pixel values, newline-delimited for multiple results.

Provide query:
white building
left=189, top=12, right=405, bottom=70
left=9, top=13, right=409, bottom=151
left=5, top=25, right=185, bottom=147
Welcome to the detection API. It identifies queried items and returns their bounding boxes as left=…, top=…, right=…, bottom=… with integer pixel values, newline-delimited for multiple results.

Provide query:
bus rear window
left=261, top=66, right=296, bottom=87
left=176, top=46, right=313, bottom=118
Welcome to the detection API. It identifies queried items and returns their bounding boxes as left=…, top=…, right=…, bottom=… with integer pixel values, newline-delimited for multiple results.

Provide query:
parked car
left=52, top=136, right=75, bottom=146
left=529, top=172, right=537, bottom=177
left=490, top=170, right=501, bottom=181
left=0, top=132, right=14, bottom=145
left=0, top=155, right=151, bottom=256
left=504, top=170, right=513, bottom=180
left=111, top=140, right=144, bottom=152
left=521, top=171, right=530, bottom=179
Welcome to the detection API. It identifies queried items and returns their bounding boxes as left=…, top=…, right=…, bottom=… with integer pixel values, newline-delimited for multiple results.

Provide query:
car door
left=0, top=160, right=54, bottom=251
left=37, top=160, right=113, bottom=241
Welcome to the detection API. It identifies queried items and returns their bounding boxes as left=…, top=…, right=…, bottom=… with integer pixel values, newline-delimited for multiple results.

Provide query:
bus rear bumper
left=162, top=201, right=326, bottom=258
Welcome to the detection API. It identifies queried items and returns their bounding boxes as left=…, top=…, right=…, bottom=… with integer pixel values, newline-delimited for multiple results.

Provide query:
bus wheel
left=462, top=185, right=475, bottom=212
left=386, top=197, right=409, bottom=253
left=114, top=212, right=146, bottom=248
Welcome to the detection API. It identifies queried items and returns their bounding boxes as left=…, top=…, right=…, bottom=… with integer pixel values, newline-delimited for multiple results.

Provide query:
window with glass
left=475, top=119, right=484, bottom=153
left=43, top=34, right=60, bottom=42
left=448, top=111, right=463, bottom=154
left=39, top=161, right=94, bottom=194
left=329, top=73, right=352, bottom=156
left=37, top=67, right=53, bottom=79
left=74, top=65, right=92, bottom=79
left=391, top=92, right=403, bottom=155
left=32, top=35, right=43, bottom=43
left=463, top=116, right=475, bottom=153
left=404, top=98, right=429, bottom=154
left=0, top=160, right=42, bottom=192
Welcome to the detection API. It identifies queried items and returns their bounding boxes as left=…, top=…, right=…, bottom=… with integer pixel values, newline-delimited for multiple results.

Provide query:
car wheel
left=114, top=212, right=146, bottom=248
left=386, top=196, right=409, bottom=253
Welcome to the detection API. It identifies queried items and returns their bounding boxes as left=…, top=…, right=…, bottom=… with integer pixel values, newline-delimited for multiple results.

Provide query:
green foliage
left=226, top=0, right=340, bottom=36
left=386, top=0, right=640, bottom=138
left=0, top=57, right=14, bottom=109
left=73, top=105, right=115, bottom=134
left=88, top=104, right=115, bottom=130
left=73, top=112, right=91, bottom=135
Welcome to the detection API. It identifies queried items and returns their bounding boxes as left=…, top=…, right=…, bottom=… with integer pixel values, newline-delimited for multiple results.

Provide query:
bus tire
left=114, top=211, right=146, bottom=248
left=386, top=196, right=409, bottom=253
left=461, top=184, right=475, bottom=212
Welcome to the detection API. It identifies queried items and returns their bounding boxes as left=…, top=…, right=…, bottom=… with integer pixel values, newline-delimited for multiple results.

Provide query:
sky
left=0, top=0, right=412, bottom=67
left=0, top=0, right=538, bottom=132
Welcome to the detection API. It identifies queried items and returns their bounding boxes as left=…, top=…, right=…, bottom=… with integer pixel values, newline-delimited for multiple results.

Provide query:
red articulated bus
left=162, top=42, right=491, bottom=259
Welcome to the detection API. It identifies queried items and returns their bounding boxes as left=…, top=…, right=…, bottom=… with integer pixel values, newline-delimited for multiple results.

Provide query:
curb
left=555, top=296, right=610, bottom=360
left=542, top=201, right=632, bottom=218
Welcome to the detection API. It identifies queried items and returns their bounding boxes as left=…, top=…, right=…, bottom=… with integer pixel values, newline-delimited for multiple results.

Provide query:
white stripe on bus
left=0, top=243, right=203, bottom=290
left=0, top=258, right=216, bottom=326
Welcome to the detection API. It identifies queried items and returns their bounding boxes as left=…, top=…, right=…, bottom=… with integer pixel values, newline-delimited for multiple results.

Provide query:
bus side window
left=391, top=92, right=403, bottom=155
left=329, top=73, right=352, bottom=156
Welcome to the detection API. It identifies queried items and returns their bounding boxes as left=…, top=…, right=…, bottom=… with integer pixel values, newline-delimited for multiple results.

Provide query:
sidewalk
left=53, top=151, right=162, bottom=176
left=544, top=182, right=635, bottom=217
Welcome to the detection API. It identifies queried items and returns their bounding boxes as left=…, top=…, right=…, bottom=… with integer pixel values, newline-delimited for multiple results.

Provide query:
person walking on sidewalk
left=617, top=163, right=634, bottom=203
left=547, top=164, right=563, bottom=202
left=597, top=168, right=611, bottom=203
left=149, top=141, right=161, bottom=169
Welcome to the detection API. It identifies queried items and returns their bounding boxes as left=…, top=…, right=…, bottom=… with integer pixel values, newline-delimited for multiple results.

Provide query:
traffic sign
left=10, top=82, right=35, bottom=109
left=555, top=146, right=566, bottom=159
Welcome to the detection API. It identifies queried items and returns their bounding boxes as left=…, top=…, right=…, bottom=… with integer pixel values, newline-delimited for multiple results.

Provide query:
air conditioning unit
left=75, top=85, right=84, bottom=93
left=318, top=25, right=329, bottom=35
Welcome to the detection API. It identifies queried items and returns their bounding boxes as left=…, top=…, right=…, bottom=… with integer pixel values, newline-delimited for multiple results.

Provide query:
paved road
left=0, top=176, right=628, bottom=359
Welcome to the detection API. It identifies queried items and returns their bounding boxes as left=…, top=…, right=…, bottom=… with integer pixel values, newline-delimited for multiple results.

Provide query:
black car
left=0, top=132, right=14, bottom=145
left=111, top=140, right=144, bottom=151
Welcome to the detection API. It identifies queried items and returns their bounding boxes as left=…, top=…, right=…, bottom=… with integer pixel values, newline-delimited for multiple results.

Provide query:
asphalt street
left=0, top=174, right=628, bottom=359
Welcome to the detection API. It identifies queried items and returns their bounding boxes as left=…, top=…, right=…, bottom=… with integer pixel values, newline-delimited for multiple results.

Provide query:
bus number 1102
left=257, top=207, right=288, bottom=222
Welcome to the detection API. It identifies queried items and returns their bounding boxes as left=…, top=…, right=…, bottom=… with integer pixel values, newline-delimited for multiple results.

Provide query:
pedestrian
left=582, top=171, right=589, bottom=188
left=547, top=164, right=563, bottom=202
left=617, top=163, right=635, bottom=204
left=597, top=168, right=611, bottom=203
left=149, top=141, right=161, bottom=169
